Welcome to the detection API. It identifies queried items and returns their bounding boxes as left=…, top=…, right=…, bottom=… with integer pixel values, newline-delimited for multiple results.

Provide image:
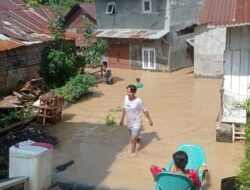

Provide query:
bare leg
left=131, top=137, right=137, bottom=153
left=136, top=137, right=141, bottom=152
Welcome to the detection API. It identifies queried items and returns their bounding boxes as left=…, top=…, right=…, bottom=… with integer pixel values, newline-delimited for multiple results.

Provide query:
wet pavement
left=51, top=67, right=244, bottom=190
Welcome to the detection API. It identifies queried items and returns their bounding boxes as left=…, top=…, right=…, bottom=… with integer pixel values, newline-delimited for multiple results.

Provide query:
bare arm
left=143, top=111, right=153, bottom=126
left=120, top=109, right=126, bottom=127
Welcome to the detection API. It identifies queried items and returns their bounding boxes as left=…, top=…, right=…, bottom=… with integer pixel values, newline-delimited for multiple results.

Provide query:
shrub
left=237, top=98, right=250, bottom=190
left=51, top=74, right=96, bottom=102
left=0, top=102, right=36, bottom=127
left=105, top=114, right=116, bottom=126
left=40, top=14, right=83, bottom=88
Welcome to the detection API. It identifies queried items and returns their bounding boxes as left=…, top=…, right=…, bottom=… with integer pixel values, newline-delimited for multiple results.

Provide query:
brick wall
left=0, top=42, right=50, bottom=95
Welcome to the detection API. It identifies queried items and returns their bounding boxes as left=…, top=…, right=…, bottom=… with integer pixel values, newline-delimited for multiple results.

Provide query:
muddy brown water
left=51, top=67, right=244, bottom=190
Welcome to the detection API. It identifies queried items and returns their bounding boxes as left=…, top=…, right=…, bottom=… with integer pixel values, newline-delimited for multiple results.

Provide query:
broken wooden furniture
left=38, top=93, right=64, bottom=126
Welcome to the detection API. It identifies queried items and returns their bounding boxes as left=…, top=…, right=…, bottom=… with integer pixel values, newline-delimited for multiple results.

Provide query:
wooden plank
left=0, top=96, right=22, bottom=109
left=0, top=117, right=36, bottom=136
left=13, top=91, right=23, bottom=99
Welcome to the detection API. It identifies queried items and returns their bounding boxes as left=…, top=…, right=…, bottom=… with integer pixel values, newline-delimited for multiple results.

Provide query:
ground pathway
left=51, top=67, right=244, bottom=190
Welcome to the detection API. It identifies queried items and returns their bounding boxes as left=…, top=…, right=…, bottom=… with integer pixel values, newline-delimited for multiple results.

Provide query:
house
left=200, top=0, right=250, bottom=125
left=64, top=3, right=96, bottom=48
left=94, top=0, right=204, bottom=71
left=193, top=3, right=227, bottom=78
left=0, top=0, right=77, bottom=94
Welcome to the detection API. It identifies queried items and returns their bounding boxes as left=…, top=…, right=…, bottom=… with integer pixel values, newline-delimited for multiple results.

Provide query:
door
left=142, top=48, right=156, bottom=69
left=108, top=43, right=130, bottom=69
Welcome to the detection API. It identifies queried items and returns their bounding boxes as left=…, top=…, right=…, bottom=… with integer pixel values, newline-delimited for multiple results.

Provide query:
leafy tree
left=40, top=14, right=81, bottom=88
left=81, top=16, right=107, bottom=68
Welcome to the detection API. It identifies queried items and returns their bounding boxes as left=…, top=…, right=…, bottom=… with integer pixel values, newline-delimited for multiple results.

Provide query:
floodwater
left=51, top=67, right=244, bottom=190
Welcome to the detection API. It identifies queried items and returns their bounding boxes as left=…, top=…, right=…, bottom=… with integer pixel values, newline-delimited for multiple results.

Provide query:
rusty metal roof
left=199, top=0, right=250, bottom=27
left=94, top=29, right=169, bottom=39
left=79, top=3, right=96, bottom=20
left=0, top=0, right=80, bottom=51
left=33, top=7, right=67, bottom=21
left=0, top=39, right=22, bottom=51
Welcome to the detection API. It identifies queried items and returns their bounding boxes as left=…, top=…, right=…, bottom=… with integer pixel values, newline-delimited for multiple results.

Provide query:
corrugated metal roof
left=0, top=0, right=79, bottom=51
left=94, top=29, right=169, bottom=39
left=0, top=39, right=22, bottom=51
left=65, top=32, right=83, bottom=47
left=199, top=0, right=250, bottom=27
left=0, top=0, right=25, bottom=10
left=79, top=3, right=96, bottom=19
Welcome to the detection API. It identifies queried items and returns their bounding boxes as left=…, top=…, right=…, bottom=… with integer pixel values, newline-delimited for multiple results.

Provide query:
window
left=106, top=2, right=116, bottom=14
left=142, top=48, right=156, bottom=69
left=142, top=0, right=152, bottom=13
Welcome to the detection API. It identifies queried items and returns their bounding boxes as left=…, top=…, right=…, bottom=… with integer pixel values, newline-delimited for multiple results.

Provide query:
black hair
left=172, top=150, right=188, bottom=171
left=127, top=84, right=137, bottom=93
left=136, top=78, right=140, bottom=82
left=103, top=61, right=107, bottom=66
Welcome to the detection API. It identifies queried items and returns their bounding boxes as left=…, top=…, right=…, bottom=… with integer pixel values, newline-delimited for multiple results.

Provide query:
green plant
left=40, top=14, right=81, bottom=88
left=109, top=106, right=122, bottom=112
left=105, top=114, right=116, bottom=126
left=22, top=0, right=95, bottom=8
left=81, top=16, right=108, bottom=68
left=51, top=74, right=96, bottom=102
left=0, top=101, right=36, bottom=127
left=236, top=97, right=250, bottom=189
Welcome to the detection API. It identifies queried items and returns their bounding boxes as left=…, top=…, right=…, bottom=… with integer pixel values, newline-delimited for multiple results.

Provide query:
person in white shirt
left=120, top=84, right=153, bottom=155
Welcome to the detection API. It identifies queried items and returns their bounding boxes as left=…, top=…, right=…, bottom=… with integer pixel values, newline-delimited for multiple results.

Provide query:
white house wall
left=222, top=26, right=250, bottom=123
left=194, top=25, right=226, bottom=77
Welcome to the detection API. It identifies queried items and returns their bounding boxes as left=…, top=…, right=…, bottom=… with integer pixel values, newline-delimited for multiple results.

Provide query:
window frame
left=142, top=48, right=156, bottom=70
left=106, top=2, right=116, bottom=14
left=142, top=0, right=152, bottom=13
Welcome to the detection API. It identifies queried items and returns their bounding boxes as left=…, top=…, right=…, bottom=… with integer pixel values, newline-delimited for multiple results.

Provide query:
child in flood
left=135, top=78, right=143, bottom=89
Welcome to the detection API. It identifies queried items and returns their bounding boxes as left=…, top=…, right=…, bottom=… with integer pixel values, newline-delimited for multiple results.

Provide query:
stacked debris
left=0, top=122, right=57, bottom=179
left=38, top=92, right=64, bottom=126
left=0, top=78, right=46, bottom=109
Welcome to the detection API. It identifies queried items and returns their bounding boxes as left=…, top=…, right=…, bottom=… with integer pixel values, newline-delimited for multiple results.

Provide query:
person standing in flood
left=120, top=84, right=153, bottom=155
left=102, top=61, right=113, bottom=85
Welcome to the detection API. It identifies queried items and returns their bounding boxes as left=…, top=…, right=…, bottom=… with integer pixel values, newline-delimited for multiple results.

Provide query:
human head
left=172, top=150, right=188, bottom=171
left=126, top=84, right=137, bottom=99
left=103, top=61, right=108, bottom=68
left=136, top=78, right=140, bottom=83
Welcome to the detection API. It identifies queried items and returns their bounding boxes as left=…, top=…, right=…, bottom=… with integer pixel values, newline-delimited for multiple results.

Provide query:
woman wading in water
left=120, top=84, right=153, bottom=156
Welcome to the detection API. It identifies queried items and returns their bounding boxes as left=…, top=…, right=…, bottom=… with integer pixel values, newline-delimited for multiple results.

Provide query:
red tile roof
left=199, top=0, right=250, bottom=27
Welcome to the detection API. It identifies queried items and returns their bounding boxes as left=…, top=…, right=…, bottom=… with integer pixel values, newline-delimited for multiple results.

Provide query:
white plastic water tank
left=9, top=140, right=53, bottom=190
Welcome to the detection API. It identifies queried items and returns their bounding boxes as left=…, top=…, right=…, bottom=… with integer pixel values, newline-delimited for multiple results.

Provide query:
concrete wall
left=130, top=39, right=169, bottom=70
left=221, top=26, right=250, bottom=123
left=194, top=25, right=226, bottom=77
left=96, top=0, right=169, bottom=30
left=0, top=43, right=49, bottom=95
left=168, top=0, right=204, bottom=71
